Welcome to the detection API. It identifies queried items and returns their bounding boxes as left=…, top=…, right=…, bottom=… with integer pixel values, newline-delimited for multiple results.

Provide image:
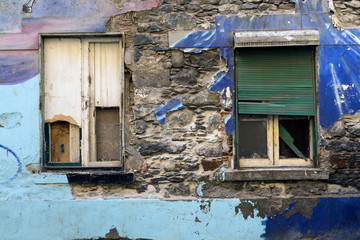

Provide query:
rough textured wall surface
left=1, top=0, right=360, bottom=239
left=332, top=0, right=360, bottom=28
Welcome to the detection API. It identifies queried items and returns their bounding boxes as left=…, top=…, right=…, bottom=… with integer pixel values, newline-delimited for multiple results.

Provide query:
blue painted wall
left=2, top=198, right=360, bottom=239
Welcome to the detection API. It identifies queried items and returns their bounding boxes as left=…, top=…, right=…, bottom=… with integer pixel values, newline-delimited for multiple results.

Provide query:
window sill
left=42, top=167, right=134, bottom=183
left=224, top=168, right=329, bottom=182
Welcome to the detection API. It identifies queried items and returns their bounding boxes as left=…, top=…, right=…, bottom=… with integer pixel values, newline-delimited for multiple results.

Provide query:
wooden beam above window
left=234, top=30, right=319, bottom=48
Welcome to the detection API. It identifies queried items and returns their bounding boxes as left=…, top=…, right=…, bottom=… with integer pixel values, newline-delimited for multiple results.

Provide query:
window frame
left=233, top=30, right=320, bottom=169
left=238, top=115, right=315, bottom=167
left=40, top=33, right=125, bottom=169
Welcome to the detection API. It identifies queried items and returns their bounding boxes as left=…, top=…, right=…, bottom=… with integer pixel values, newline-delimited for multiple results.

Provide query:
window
left=41, top=34, right=124, bottom=168
left=235, top=46, right=317, bottom=167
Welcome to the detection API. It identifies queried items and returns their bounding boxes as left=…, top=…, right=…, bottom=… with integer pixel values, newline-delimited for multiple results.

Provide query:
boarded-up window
left=42, top=35, right=124, bottom=167
left=235, top=47, right=316, bottom=167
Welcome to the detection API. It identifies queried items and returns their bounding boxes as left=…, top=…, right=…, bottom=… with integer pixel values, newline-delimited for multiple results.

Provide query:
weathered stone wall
left=324, top=112, right=360, bottom=189
left=70, top=0, right=360, bottom=200
left=333, top=0, right=360, bottom=28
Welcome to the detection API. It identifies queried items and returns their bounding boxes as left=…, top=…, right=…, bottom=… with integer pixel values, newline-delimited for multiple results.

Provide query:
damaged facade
left=2, top=0, right=360, bottom=239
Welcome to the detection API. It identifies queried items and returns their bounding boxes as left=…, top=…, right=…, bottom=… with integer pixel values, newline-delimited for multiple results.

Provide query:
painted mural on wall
left=0, top=0, right=159, bottom=84
left=1, top=0, right=360, bottom=239
left=170, top=0, right=360, bottom=131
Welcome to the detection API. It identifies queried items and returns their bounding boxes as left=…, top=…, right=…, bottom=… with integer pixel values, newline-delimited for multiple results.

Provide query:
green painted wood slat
left=236, top=47, right=315, bottom=116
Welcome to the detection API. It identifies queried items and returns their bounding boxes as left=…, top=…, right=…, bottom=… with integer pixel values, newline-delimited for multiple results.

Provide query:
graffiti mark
left=0, top=144, right=22, bottom=184
left=23, top=0, right=36, bottom=13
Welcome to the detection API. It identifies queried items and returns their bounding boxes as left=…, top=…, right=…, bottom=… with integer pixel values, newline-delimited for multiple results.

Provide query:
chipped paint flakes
left=0, top=112, right=22, bottom=129
left=196, top=181, right=206, bottom=197
left=155, top=98, right=184, bottom=125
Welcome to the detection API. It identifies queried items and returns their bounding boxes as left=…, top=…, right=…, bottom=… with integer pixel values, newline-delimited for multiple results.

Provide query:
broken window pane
left=279, top=117, right=310, bottom=159
left=238, top=116, right=268, bottom=159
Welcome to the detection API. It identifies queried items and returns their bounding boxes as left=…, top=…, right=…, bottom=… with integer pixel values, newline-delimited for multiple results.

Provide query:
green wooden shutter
left=236, top=47, right=315, bottom=116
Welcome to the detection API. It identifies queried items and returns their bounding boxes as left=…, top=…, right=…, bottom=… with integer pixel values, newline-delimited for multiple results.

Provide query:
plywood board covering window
left=42, top=35, right=124, bottom=167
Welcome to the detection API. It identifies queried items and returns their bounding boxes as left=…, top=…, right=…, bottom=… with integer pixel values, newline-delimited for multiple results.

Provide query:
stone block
left=135, top=120, right=148, bottom=134
left=330, top=155, right=347, bottom=169
left=195, top=144, right=222, bottom=157
left=171, top=68, right=198, bottom=85
left=133, top=69, right=170, bottom=88
left=161, top=13, right=196, bottom=30
left=201, top=159, right=223, bottom=171
left=138, top=142, right=186, bottom=156
left=329, top=121, right=346, bottom=137
left=178, top=91, right=220, bottom=106
left=171, top=50, right=185, bottom=68
left=167, top=110, right=194, bottom=127
left=133, top=33, right=167, bottom=46
left=183, top=163, right=200, bottom=171
left=188, top=51, right=220, bottom=67
left=167, top=183, right=191, bottom=196
left=132, top=105, right=157, bottom=120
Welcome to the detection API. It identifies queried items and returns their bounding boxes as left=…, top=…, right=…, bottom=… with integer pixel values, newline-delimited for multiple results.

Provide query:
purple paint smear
left=0, top=51, right=39, bottom=85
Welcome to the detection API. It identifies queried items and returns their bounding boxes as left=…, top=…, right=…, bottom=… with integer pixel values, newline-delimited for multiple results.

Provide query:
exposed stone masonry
left=324, top=112, right=360, bottom=189
left=333, top=0, right=360, bottom=27
left=74, top=0, right=360, bottom=200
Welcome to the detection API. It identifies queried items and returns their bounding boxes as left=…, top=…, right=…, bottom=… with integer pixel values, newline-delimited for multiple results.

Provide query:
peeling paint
left=155, top=98, right=184, bottom=125
left=196, top=181, right=206, bottom=198
left=235, top=200, right=256, bottom=220
left=182, top=48, right=210, bottom=53
left=45, top=114, right=79, bottom=127
left=213, top=167, right=226, bottom=182
left=0, top=112, right=22, bottom=129
left=224, top=114, right=234, bottom=136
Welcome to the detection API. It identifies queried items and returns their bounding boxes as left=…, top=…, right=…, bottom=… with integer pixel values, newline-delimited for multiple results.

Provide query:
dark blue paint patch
left=318, top=45, right=360, bottom=129
left=155, top=98, right=184, bottom=125
left=263, top=198, right=360, bottom=240
left=61, top=144, right=65, bottom=153
left=224, top=114, right=234, bottom=136
left=208, top=48, right=234, bottom=108
left=0, top=144, right=22, bottom=184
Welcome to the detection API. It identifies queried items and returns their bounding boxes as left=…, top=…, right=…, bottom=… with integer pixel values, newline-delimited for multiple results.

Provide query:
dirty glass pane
left=279, top=117, right=310, bottom=159
left=238, top=118, right=268, bottom=158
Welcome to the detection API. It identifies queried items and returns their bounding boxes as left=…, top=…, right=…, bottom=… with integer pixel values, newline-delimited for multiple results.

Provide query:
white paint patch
left=196, top=181, right=206, bottom=197
left=330, top=63, right=344, bottom=115
left=225, top=87, right=232, bottom=107
left=342, top=85, right=350, bottom=91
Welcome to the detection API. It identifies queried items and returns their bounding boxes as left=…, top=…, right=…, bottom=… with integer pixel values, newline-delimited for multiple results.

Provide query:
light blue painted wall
left=0, top=199, right=265, bottom=240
